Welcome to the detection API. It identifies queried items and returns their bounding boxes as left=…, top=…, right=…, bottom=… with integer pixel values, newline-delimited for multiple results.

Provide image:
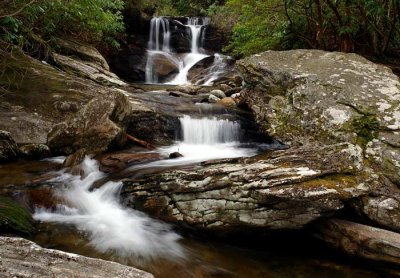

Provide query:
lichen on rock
left=236, top=50, right=400, bottom=232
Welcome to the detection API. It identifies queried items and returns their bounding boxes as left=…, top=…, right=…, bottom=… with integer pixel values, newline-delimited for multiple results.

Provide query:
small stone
left=208, top=94, right=220, bottom=103
left=169, top=152, right=183, bottom=159
left=217, top=97, right=236, bottom=107
left=219, top=84, right=232, bottom=92
left=209, top=89, right=226, bottom=99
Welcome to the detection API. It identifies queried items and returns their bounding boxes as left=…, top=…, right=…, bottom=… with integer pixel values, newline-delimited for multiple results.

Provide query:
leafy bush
left=209, top=0, right=400, bottom=58
left=1, top=0, right=125, bottom=48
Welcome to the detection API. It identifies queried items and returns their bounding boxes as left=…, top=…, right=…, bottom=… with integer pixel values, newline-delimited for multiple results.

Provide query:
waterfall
left=180, top=115, right=240, bottom=144
left=145, top=17, right=174, bottom=84
left=33, top=157, right=185, bottom=260
left=145, top=17, right=212, bottom=85
left=148, top=17, right=171, bottom=52
left=121, top=114, right=255, bottom=173
left=195, top=54, right=229, bottom=85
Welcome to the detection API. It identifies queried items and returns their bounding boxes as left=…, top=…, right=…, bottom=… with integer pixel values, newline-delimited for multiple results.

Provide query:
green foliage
left=1, top=0, right=125, bottom=49
left=0, top=196, right=33, bottom=234
left=211, top=0, right=400, bottom=57
left=219, top=0, right=289, bottom=57
left=141, top=0, right=220, bottom=16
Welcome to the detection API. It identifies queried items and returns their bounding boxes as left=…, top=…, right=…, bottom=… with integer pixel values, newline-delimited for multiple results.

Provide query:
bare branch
left=0, top=0, right=36, bottom=18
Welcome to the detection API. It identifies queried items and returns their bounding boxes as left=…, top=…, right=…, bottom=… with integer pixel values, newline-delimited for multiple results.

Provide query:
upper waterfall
left=145, top=16, right=227, bottom=85
left=148, top=17, right=171, bottom=52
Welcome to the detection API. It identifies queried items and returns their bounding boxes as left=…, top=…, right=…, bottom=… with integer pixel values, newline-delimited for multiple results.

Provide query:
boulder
left=53, top=53, right=127, bottom=87
left=236, top=49, right=400, bottom=232
left=219, top=84, right=233, bottom=92
left=0, top=196, right=33, bottom=234
left=209, top=89, right=226, bottom=99
left=187, top=56, right=215, bottom=82
left=172, top=85, right=200, bottom=95
left=314, top=218, right=400, bottom=266
left=208, top=95, right=220, bottom=103
left=55, top=38, right=110, bottom=71
left=48, top=91, right=132, bottom=155
left=225, top=87, right=241, bottom=97
left=146, top=52, right=179, bottom=81
left=0, top=237, right=154, bottom=278
left=0, top=131, right=18, bottom=163
left=63, top=149, right=87, bottom=168
left=0, top=44, right=172, bottom=158
left=359, top=195, right=400, bottom=232
left=0, top=48, right=94, bottom=145
left=108, top=43, right=148, bottom=83
left=216, top=97, right=236, bottom=107
left=189, top=55, right=241, bottom=86
left=122, top=143, right=371, bottom=231
left=18, top=144, right=51, bottom=159
left=169, top=19, right=191, bottom=53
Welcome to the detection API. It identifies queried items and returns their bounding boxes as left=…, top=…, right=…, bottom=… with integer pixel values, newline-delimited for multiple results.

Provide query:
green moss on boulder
left=0, top=196, right=33, bottom=234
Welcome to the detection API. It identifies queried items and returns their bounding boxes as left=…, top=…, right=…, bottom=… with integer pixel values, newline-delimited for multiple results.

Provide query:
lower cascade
left=33, top=114, right=256, bottom=260
left=33, top=157, right=185, bottom=260
left=180, top=115, right=240, bottom=144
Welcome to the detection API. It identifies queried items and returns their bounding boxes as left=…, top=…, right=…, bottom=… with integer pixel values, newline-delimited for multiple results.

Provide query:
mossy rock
left=0, top=196, right=33, bottom=234
left=351, top=114, right=380, bottom=148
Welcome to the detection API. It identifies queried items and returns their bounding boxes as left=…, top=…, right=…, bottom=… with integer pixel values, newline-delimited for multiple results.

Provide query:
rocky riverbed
left=1, top=37, right=400, bottom=277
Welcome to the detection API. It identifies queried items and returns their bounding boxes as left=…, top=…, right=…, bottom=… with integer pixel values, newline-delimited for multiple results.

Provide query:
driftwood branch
left=126, top=134, right=156, bottom=150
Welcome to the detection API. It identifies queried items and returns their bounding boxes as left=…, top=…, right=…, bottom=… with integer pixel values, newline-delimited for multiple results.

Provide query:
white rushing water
left=145, top=17, right=211, bottom=85
left=33, top=115, right=257, bottom=260
left=33, top=157, right=185, bottom=260
left=180, top=115, right=240, bottom=144
left=196, top=54, right=229, bottom=86
left=123, top=115, right=257, bottom=173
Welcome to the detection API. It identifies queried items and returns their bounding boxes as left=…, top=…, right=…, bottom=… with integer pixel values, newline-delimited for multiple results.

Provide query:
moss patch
left=351, top=114, right=380, bottom=147
left=0, top=196, right=33, bottom=234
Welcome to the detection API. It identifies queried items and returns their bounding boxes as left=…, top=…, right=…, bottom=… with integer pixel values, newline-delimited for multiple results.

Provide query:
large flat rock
left=122, top=143, right=372, bottom=231
left=0, top=236, right=153, bottom=277
left=236, top=49, right=400, bottom=232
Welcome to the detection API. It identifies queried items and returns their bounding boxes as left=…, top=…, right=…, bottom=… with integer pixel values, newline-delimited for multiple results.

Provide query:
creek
left=0, top=15, right=395, bottom=278
left=0, top=103, right=390, bottom=277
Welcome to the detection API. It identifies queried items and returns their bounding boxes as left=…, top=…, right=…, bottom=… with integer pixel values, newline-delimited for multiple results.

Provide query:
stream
left=0, top=107, right=393, bottom=277
left=0, top=15, right=397, bottom=278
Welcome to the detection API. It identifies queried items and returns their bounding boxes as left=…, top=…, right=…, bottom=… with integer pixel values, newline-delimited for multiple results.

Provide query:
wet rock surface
left=237, top=49, right=400, bottom=232
left=18, top=144, right=51, bottom=159
left=0, top=131, right=18, bottom=162
left=314, top=218, right=400, bottom=266
left=0, top=44, right=189, bottom=160
left=55, top=38, right=111, bottom=71
left=47, top=91, right=132, bottom=155
left=122, top=143, right=371, bottom=231
left=53, top=53, right=127, bottom=87
left=0, top=236, right=154, bottom=278
left=146, top=53, right=180, bottom=82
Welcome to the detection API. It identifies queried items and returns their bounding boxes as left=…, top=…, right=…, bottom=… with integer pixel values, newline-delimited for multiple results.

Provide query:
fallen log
left=126, top=134, right=156, bottom=150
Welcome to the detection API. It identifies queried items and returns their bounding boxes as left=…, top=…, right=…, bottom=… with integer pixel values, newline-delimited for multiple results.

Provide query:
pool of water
left=30, top=222, right=393, bottom=278
left=0, top=156, right=397, bottom=278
